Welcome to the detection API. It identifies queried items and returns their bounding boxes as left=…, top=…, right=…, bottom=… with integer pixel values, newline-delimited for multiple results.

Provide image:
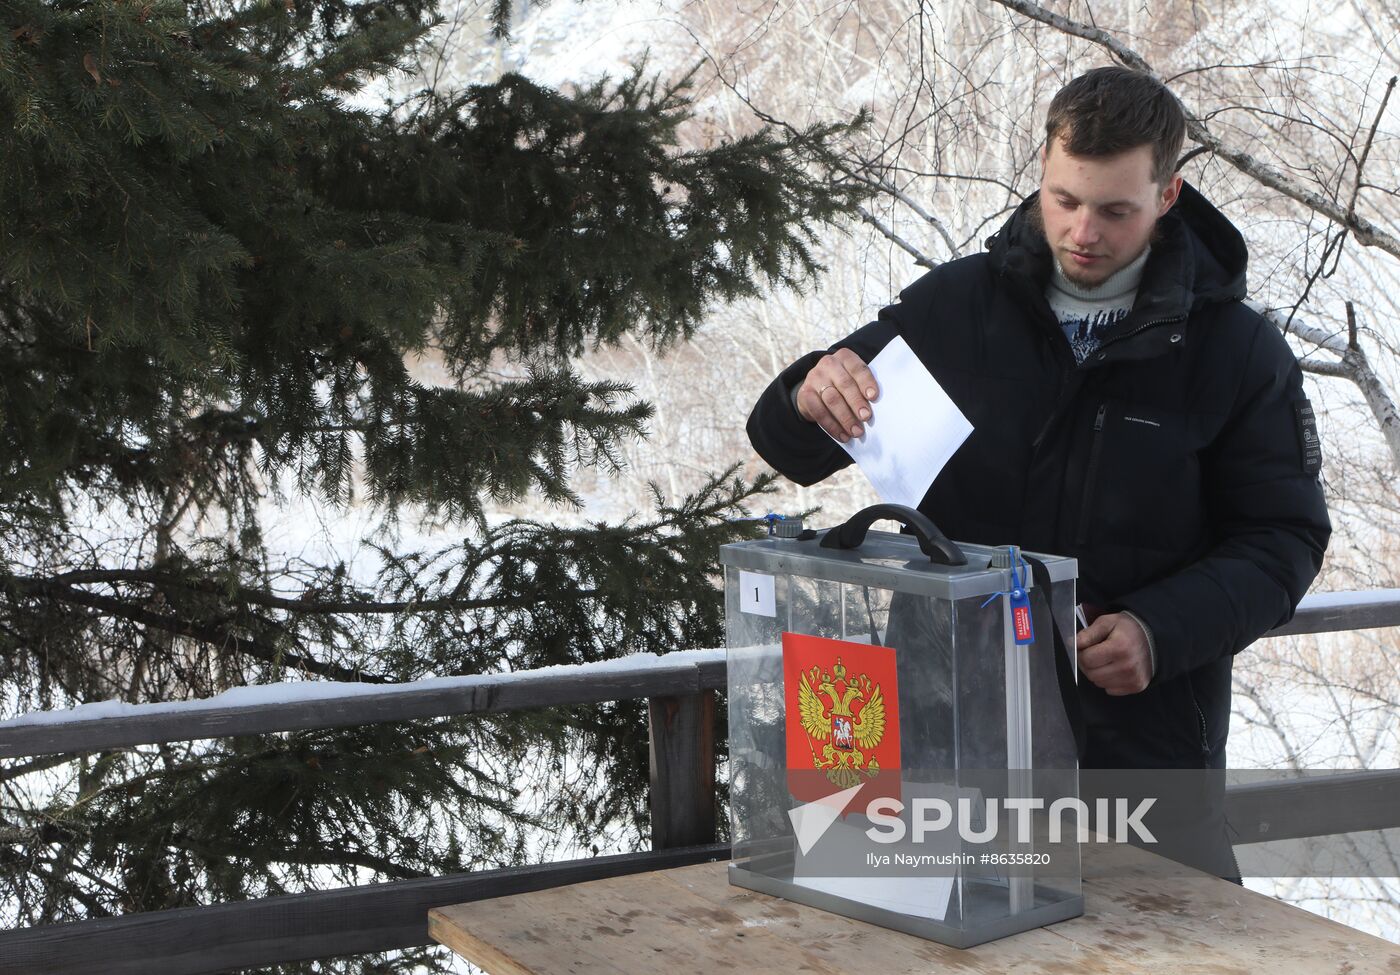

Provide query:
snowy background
left=6, top=1, right=1397, bottom=971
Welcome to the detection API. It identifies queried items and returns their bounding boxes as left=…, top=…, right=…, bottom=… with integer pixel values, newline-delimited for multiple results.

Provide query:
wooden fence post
left=647, top=690, right=716, bottom=850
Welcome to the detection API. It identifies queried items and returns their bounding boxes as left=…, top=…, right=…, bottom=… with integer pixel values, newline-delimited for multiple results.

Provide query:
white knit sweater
left=1047, top=246, right=1150, bottom=365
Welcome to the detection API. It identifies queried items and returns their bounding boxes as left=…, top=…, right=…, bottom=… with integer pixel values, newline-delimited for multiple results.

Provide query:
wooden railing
left=0, top=589, right=1397, bottom=975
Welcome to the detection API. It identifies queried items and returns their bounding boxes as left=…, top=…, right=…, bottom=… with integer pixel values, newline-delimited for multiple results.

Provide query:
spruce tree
left=0, top=1, right=864, bottom=971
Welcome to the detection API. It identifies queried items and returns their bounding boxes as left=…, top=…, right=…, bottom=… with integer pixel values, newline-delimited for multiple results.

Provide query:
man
left=747, top=68, right=1330, bottom=848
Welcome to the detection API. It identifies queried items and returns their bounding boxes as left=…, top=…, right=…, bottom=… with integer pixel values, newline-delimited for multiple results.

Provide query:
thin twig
left=1285, top=76, right=1398, bottom=331
left=684, top=22, right=960, bottom=261
left=1345, top=76, right=1397, bottom=223
left=846, top=168, right=960, bottom=259
left=987, top=0, right=1400, bottom=260
left=858, top=207, right=937, bottom=268
left=1285, top=229, right=1348, bottom=333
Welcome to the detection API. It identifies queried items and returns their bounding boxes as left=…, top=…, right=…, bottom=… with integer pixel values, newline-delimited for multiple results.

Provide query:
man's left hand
left=1076, top=613, right=1152, bottom=696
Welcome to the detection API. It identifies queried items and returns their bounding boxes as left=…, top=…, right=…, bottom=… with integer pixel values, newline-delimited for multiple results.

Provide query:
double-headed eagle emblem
left=797, top=656, right=887, bottom=789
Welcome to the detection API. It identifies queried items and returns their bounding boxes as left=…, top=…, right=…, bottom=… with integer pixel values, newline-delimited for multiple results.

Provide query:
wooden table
left=430, top=847, right=1400, bottom=974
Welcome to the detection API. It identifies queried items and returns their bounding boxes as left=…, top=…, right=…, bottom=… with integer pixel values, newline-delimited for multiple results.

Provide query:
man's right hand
left=795, top=349, right=879, bottom=444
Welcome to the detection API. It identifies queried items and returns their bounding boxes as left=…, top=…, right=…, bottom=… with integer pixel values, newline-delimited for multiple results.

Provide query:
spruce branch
left=28, top=566, right=610, bottom=616
left=6, top=574, right=389, bottom=683
left=0, top=0, right=837, bottom=954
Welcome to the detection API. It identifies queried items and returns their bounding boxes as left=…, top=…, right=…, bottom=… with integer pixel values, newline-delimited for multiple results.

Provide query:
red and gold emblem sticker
left=782, top=632, right=901, bottom=812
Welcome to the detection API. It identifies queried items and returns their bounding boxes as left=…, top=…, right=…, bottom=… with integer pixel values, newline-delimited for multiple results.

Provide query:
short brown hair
left=1045, top=67, right=1186, bottom=185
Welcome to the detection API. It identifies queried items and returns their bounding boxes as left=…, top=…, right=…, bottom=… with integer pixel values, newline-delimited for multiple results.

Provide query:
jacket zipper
left=1070, top=315, right=1182, bottom=544
left=1074, top=403, right=1108, bottom=547
left=1183, top=675, right=1211, bottom=758
left=1093, top=315, right=1185, bottom=361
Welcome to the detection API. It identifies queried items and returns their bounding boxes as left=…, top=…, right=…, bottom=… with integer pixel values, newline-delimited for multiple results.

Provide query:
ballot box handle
left=819, top=503, right=967, bottom=565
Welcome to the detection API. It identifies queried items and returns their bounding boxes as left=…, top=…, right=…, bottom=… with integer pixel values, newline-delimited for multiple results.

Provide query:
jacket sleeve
left=746, top=313, right=902, bottom=486
left=1112, top=320, right=1331, bottom=684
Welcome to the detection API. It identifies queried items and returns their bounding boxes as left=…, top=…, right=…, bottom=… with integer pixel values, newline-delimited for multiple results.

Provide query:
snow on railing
left=3, top=587, right=1398, bottom=759
left=0, top=649, right=727, bottom=758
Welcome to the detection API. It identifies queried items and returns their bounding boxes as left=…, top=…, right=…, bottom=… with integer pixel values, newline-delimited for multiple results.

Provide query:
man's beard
left=1027, top=195, right=1047, bottom=239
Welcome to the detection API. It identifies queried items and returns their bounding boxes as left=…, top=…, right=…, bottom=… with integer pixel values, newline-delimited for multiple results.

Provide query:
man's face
left=1038, top=136, right=1182, bottom=288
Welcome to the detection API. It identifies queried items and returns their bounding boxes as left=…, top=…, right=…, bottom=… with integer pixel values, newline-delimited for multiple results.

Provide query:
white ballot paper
left=833, top=335, right=973, bottom=507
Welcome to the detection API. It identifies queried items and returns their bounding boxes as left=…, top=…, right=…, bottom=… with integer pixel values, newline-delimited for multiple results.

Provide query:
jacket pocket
left=1074, top=400, right=1203, bottom=551
left=1074, top=402, right=1109, bottom=547
left=1182, top=672, right=1212, bottom=759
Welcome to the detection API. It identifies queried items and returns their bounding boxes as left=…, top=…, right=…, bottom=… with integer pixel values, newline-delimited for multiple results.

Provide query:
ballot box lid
left=720, top=529, right=1076, bottom=601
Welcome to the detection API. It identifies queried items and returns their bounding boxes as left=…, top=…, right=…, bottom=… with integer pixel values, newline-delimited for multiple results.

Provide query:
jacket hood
left=986, top=180, right=1248, bottom=314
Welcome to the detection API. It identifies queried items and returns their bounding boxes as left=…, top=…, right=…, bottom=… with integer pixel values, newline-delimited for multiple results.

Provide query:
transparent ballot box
left=722, top=504, right=1083, bottom=948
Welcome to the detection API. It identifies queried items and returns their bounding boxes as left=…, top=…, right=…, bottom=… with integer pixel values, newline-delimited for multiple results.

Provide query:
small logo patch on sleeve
left=1294, top=399, right=1322, bottom=475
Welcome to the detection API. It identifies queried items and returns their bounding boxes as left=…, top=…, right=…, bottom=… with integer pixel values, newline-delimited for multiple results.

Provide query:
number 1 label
left=739, top=571, right=776, bottom=617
